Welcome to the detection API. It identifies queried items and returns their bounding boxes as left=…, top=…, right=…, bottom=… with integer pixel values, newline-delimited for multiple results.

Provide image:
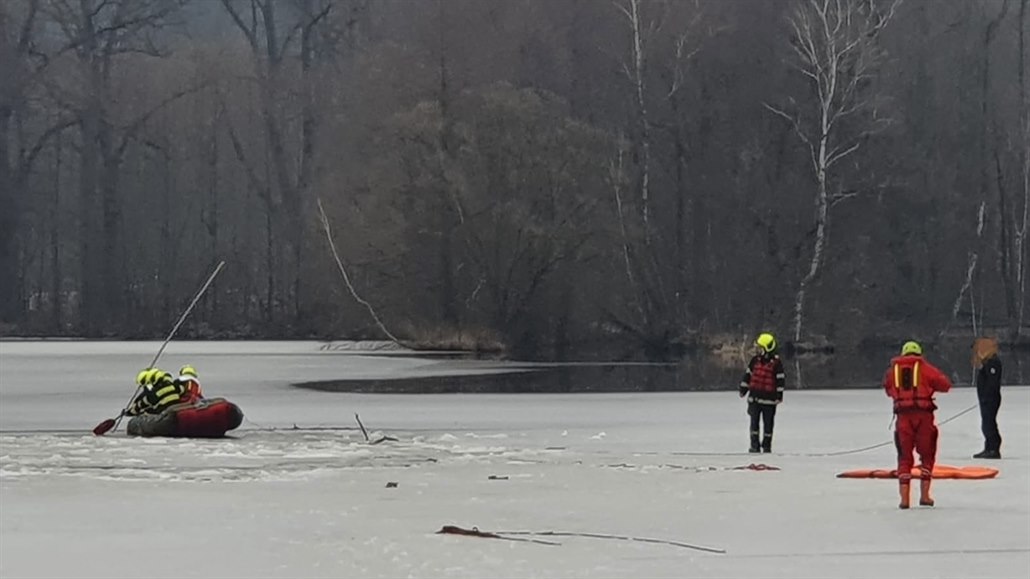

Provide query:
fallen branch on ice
left=355, top=413, right=398, bottom=444
left=493, top=529, right=726, bottom=554
left=437, top=526, right=560, bottom=546
left=317, top=198, right=403, bottom=345
left=605, top=463, right=780, bottom=472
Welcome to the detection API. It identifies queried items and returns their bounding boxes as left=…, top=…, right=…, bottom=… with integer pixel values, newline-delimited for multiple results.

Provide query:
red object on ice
left=125, top=397, right=244, bottom=438
left=732, top=463, right=781, bottom=471
left=174, top=398, right=244, bottom=437
left=836, top=464, right=998, bottom=479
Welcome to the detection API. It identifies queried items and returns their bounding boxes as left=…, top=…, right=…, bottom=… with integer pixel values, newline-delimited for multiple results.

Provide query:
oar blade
left=92, top=418, right=117, bottom=436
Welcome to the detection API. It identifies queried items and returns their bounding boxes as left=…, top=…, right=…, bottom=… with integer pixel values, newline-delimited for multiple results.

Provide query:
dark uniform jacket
left=126, top=377, right=188, bottom=416
left=976, top=356, right=1002, bottom=402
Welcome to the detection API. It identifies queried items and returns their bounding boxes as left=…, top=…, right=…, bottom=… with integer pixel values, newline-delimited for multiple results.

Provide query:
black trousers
left=748, top=403, right=776, bottom=449
left=979, top=394, right=1002, bottom=452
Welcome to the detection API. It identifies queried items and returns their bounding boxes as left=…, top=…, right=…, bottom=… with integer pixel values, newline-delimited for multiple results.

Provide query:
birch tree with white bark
left=999, top=0, right=1030, bottom=338
left=764, top=0, right=898, bottom=345
left=613, top=0, right=656, bottom=237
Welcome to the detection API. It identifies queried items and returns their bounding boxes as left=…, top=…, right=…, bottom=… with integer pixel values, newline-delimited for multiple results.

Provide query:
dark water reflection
left=298, top=344, right=1030, bottom=394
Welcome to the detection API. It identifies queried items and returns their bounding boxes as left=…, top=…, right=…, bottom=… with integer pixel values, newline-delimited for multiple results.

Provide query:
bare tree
left=765, top=0, right=898, bottom=346
left=0, top=0, right=77, bottom=324
left=1021, top=0, right=1030, bottom=335
left=41, top=0, right=191, bottom=333
left=1002, top=0, right=1030, bottom=338
left=613, top=0, right=658, bottom=236
left=948, top=0, right=1010, bottom=337
left=659, top=0, right=707, bottom=329
left=946, top=201, right=987, bottom=338
left=0, top=0, right=41, bottom=323
left=218, top=0, right=335, bottom=325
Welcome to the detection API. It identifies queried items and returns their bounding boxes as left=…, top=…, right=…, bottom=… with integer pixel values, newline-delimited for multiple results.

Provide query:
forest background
left=1, top=0, right=1028, bottom=364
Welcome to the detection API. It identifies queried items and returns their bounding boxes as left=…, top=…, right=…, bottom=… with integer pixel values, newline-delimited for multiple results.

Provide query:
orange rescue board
left=837, top=464, right=998, bottom=479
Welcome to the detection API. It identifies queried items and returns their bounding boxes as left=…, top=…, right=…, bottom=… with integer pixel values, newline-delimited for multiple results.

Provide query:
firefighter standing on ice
left=882, top=341, right=952, bottom=509
left=739, top=333, right=785, bottom=453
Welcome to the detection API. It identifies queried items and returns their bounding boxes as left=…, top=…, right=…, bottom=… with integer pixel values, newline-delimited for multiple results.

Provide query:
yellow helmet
left=901, top=341, right=922, bottom=356
left=137, top=368, right=164, bottom=385
left=179, top=365, right=197, bottom=379
left=755, top=333, right=777, bottom=354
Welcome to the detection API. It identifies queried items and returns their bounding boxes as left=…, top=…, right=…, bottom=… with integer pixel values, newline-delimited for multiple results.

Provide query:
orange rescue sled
left=836, top=464, right=998, bottom=480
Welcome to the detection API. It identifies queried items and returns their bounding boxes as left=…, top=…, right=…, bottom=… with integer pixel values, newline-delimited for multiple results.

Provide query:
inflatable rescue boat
left=126, top=397, right=244, bottom=438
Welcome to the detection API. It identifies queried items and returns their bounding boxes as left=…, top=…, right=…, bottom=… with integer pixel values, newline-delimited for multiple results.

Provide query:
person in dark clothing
left=739, top=332, right=785, bottom=453
left=972, top=337, right=1003, bottom=459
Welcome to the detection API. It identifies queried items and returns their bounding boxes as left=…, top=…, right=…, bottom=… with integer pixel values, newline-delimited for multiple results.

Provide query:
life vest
left=888, top=357, right=937, bottom=412
left=750, top=357, right=778, bottom=394
left=179, top=377, right=204, bottom=403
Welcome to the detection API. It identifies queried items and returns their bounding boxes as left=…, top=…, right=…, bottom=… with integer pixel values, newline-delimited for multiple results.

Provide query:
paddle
left=92, top=261, right=226, bottom=436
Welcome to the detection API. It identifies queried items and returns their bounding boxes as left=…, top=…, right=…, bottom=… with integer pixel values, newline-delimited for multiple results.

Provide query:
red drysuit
left=882, top=354, right=953, bottom=481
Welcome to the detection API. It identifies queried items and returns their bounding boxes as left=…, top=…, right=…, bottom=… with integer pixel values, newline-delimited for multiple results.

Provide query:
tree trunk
left=792, top=85, right=833, bottom=347
left=79, top=95, right=103, bottom=334
left=265, top=208, right=274, bottom=324
left=948, top=202, right=987, bottom=330
left=296, top=0, right=320, bottom=321
left=0, top=105, right=18, bottom=324
left=436, top=0, right=458, bottom=326
left=981, top=2, right=1003, bottom=335
left=997, top=151, right=1019, bottom=338
left=206, top=105, right=221, bottom=321
left=51, top=126, right=63, bottom=332
left=159, top=147, right=172, bottom=328
left=99, top=147, right=124, bottom=331
left=673, top=128, right=688, bottom=326
left=554, top=280, right=572, bottom=361
left=1019, top=0, right=1029, bottom=336
left=792, top=167, right=829, bottom=346
left=625, top=0, right=653, bottom=235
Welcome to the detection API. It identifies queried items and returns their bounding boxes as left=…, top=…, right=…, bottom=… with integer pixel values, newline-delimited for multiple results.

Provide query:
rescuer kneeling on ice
left=882, top=341, right=952, bottom=509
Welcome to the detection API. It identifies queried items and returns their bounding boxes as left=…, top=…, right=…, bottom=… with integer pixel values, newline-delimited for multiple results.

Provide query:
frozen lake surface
left=1, top=341, right=1028, bottom=578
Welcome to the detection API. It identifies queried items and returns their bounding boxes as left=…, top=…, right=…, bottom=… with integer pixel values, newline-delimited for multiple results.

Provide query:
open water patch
left=294, top=364, right=717, bottom=394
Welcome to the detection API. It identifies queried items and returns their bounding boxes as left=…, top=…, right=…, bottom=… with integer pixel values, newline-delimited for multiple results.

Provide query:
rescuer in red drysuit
left=882, top=340, right=952, bottom=509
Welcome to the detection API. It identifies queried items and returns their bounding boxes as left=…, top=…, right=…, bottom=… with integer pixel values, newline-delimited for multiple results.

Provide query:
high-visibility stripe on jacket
left=882, top=354, right=952, bottom=413
left=126, top=378, right=188, bottom=416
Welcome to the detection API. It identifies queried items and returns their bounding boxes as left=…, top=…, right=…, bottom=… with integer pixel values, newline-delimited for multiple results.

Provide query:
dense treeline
left=1, top=0, right=1028, bottom=360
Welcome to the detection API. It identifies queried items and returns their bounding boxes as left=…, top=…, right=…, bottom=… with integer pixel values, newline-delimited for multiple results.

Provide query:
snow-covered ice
left=1, top=341, right=1028, bottom=578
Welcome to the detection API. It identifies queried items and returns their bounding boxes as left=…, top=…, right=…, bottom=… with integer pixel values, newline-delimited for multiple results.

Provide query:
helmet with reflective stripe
left=901, top=341, right=922, bottom=356
left=755, top=333, right=777, bottom=354
left=139, top=368, right=166, bottom=386
left=179, top=365, right=197, bottom=379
